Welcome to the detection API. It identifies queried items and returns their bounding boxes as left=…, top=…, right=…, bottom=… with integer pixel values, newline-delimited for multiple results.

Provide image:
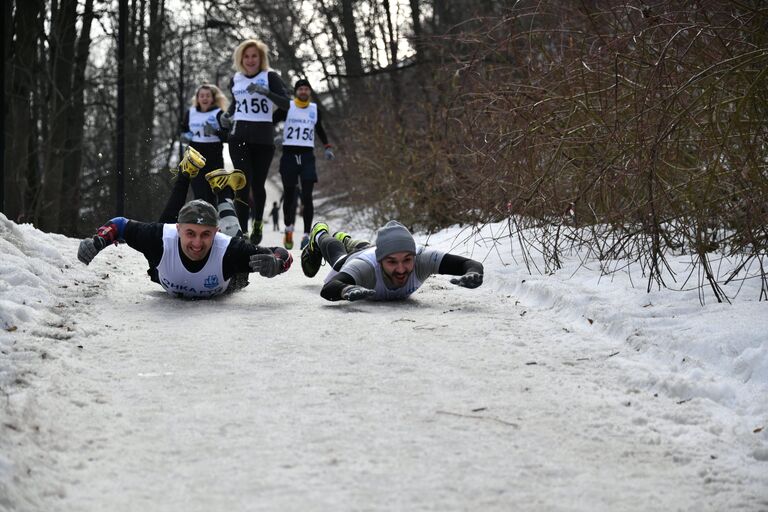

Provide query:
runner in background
left=220, top=39, right=290, bottom=244
left=273, top=79, right=335, bottom=250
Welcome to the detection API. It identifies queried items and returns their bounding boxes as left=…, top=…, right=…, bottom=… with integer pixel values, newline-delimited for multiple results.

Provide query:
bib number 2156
left=237, top=97, right=269, bottom=114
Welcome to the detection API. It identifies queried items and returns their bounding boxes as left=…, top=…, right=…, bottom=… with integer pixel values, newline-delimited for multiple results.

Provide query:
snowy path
left=2, top=182, right=766, bottom=511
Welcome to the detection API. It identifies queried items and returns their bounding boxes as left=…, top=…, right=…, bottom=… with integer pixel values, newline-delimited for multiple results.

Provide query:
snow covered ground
left=1, top=178, right=766, bottom=511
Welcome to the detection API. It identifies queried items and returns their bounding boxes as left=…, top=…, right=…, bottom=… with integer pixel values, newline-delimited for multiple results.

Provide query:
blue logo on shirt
left=204, top=275, right=220, bottom=288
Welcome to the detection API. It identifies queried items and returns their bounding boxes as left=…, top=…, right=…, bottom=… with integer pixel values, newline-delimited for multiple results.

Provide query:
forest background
left=3, top=0, right=767, bottom=300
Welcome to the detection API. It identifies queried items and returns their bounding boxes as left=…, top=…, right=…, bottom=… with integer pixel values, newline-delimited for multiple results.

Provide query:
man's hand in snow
left=250, top=248, right=292, bottom=278
left=78, top=237, right=108, bottom=265
left=341, top=285, right=375, bottom=302
left=78, top=221, right=120, bottom=265
left=250, top=254, right=281, bottom=278
left=450, top=271, right=483, bottom=289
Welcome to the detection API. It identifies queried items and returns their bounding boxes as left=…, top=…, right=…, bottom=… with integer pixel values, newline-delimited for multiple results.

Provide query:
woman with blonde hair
left=179, top=83, right=230, bottom=204
left=221, top=38, right=290, bottom=244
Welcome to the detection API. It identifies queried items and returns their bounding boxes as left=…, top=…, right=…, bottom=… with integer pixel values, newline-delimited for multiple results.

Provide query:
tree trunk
left=61, top=0, right=95, bottom=235
left=338, top=0, right=363, bottom=76
left=382, top=0, right=403, bottom=116
left=124, top=0, right=162, bottom=219
left=136, top=0, right=163, bottom=216
left=39, top=0, right=77, bottom=232
left=409, top=0, right=422, bottom=62
left=5, top=0, right=42, bottom=223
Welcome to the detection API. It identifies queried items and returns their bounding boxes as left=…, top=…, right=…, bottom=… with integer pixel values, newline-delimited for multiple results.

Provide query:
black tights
left=158, top=174, right=233, bottom=223
left=188, top=142, right=224, bottom=206
left=159, top=174, right=192, bottom=223
left=228, top=142, right=275, bottom=230
left=282, top=180, right=314, bottom=233
left=318, top=234, right=371, bottom=271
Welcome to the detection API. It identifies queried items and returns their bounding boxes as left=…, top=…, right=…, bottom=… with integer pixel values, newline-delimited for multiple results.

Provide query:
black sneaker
left=333, top=230, right=369, bottom=253
left=249, top=221, right=264, bottom=245
left=301, top=222, right=328, bottom=277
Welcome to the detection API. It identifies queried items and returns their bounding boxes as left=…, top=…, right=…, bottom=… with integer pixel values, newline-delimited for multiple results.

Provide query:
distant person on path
left=77, top=148, right=292, bottom=299
left=300, top=220, right=484, bottom=302
left=270, top=201, right=280, bottom=231
left=273, top=79, right=335, bottom=250
left=220, top=39, right=290, bottom=245
left=179, top=83, right=229, bottom=205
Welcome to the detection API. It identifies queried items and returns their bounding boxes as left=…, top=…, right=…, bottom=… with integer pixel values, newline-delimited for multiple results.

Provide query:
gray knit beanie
left=375, top=220, right=416, bottom=260
left=177, top=199, right=218, bottom=226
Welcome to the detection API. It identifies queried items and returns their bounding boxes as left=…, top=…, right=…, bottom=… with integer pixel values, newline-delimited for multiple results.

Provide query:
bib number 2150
left=286, top=126, right=314, bottom=141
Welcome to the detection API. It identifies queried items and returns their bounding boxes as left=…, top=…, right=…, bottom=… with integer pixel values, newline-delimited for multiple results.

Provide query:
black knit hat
left=177, top=199, right=218, bottom=226
left=294, top=79, right=312, bottom=92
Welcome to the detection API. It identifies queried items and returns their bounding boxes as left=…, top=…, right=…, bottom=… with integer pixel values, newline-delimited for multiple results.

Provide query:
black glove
left=203, top=123, right=217, bottom=136
left=78, top=238, right=101, bottom=265
left=219, top=112, right=233, bottom=130
left=249, top=254, right=281, bottom=278
left=247, top=82, right=270, bottom=95
left=78, top=221, right=120, bottom=265
left=450, top=271, right=483, bottom=289
left=341, top=285, right=375, bottom=302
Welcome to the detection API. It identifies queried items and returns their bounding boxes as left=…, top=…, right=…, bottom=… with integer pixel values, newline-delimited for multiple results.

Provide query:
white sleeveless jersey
left=232, top=71, right=274, bottom=122
left=282, top=102, right=318, bottom=148
left=156, top=224, right=231, bottom=298
left=325, top=247, right=425, bottom=300
left=189, top=107, right=222, bottom=143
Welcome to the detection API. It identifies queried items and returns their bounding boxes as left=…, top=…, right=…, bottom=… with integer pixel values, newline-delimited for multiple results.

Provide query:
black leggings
left=282, top=180, right=314, bottom=233
left=158, top=174, right=232, bottom=224
left=318, top=234, right=371, bottom=270
left=159, top=175, right=192, bottom=223
left=189, top=142, right=224, bottom=205
left=228, top=141, right=275, bottom=230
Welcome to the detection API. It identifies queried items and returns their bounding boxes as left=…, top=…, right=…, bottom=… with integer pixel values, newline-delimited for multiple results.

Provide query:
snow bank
left=421, top=221, right=767, bottom=422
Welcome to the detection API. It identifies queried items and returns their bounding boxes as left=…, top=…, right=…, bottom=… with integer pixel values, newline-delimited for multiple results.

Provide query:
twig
left=436, top=410, right=520, bottom=428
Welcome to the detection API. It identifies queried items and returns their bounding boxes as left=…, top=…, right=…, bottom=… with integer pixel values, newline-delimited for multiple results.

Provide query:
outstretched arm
left=77, top=217, right=129, bottom=265
left=439, top=253, right=484, bottom=289
left=223, top=239, right=292, bottom=279
left=249, top=247, right=293, bottom=278
left=320, top=272, right=376, bottom=302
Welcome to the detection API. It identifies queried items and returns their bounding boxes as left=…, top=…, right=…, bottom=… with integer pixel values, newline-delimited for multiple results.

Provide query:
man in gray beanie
left=300, top=220, right=484, bottom=302
left=76, top=149, right=293, bottom=299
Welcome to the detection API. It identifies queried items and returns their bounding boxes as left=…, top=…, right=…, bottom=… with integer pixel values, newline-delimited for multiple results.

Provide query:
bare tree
left=5, top=0, right=43, bottom=223
left=60, top=0, right=95, bottom=234
left=38, top=0, right=79, bottom=232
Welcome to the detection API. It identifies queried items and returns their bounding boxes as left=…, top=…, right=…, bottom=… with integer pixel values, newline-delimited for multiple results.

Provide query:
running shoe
left=301, top=222, right=329, bottom=277
left=249, top=221, right=264, bottom=245
left=205, top=168, right=247, bottom=192
left=178, top=146, right=206, bottom=178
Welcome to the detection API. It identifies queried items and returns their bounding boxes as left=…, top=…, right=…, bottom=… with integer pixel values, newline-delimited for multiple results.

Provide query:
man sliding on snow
left=76, top=147, right=292, bottom=298
left=300, top=220, right=484, bottom=302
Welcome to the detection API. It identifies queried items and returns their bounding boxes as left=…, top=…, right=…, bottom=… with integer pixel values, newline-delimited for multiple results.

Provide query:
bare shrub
left=325, top=0, right=768, bottom=301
